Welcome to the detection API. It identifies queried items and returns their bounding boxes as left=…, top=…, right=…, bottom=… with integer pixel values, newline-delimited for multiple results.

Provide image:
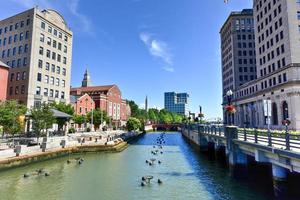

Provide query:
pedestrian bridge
left=182, top=124, right=300, bottom=196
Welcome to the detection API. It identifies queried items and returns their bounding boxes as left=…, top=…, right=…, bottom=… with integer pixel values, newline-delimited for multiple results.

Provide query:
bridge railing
left=237, top=128, right=300, bottom=151
left=184, top=124, right=300, bottom=152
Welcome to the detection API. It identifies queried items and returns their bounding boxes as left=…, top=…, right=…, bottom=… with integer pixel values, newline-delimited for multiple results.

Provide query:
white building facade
left=0, top=7, right=73, bottom=108
left=231, top=0, right=300, bottom=130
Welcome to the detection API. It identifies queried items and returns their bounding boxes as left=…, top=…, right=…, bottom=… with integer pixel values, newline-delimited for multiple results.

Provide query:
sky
left=0, top=0, right=252, bottom=120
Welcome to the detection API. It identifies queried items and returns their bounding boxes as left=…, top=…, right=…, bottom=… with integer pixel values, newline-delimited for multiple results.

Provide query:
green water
left=0, top=132, right=273, bottom=200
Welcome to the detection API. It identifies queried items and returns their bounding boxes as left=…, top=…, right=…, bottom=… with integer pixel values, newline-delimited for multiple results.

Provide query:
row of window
left=238, top=58, right=256, bottom=65
left=8, top=85, right=26, bottom=95
left=238, top=42, right=255, bottom=49
left=1, top=44, right=29, bottom=58
left=260, top=58, right=286, bottom=76
left=39, top=46, right=67, bottom=64
left=10, top=71, right=26, bottom=81
left=38, top=60, right=66, bottom=75
left=238, top=50, right=256, bottom=57
left=40, top=21, right=68, bottom=42
left=239, top=75, right=256, bottom=82
left=257, top=4, right=281, bottom=31
left=259, top=44, right=285, bottom=65
left=0, top=31, right=30, bottom=47
left=40, top=33, right=67, bottom=53
left=0, top=19, right=30, bottom=35
left=236, top=73, right=287, bottom=98
left=6, top=57, right=28, bottom=68
left=36, top=73, right=66, bottom=87
left=35, top=86, right=65, bottom=99
left=258, top=31, right=284, bottom=54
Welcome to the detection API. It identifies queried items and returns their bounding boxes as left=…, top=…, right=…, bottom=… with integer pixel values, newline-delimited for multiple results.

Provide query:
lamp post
left=91, top=101, right=94, bottom=132
left=226, top=90, right=233, bottom=125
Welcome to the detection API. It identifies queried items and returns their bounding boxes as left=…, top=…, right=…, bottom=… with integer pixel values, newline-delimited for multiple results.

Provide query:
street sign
left=263, top=100, right=272, bottom=117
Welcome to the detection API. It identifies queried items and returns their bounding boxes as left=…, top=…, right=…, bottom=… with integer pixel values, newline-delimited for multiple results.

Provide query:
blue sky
left=0, top=0, right=252, bottom=119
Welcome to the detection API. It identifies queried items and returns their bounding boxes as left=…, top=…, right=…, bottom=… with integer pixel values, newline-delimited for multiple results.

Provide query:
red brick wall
left=0, top=66, right=9, bottom=101
left=73, top=94, right=95, bottom=115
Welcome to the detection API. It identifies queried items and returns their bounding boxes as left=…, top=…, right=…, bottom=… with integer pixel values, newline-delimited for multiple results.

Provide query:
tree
left=0, top=100, right=27, bottom=137
left=159, top=109, right=173, bottom=124
left=148, top=108, right=158, bottom=123
left=31, top=103, right=55, bottom=142
left=86, top=109, right=108, bottom=129
left=73, top=115, right=86, bottom=128
left=172, top=113, right=184, bottom=123
left=127, top=100, right=139, bottom=118
left=126, top=117, right=141, bottom=131
left=51, top=102, right=74, bottom=130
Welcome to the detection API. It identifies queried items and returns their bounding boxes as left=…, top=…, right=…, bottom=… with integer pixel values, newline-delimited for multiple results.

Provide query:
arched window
left=272, top=103, right=278, bottom=125
left=282, top=101, right=289, bottom=120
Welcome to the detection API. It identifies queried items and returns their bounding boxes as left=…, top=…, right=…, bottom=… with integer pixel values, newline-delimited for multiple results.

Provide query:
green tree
left=159, top=109, right=173, bottom=124
left=51, top=102, right=74, bottom=130
left=86, top=109, right=108, bottom=129
left=127, top=100, right=139, bottom=118
left=172, top=113, right=184, bottom=123
left=126, top=117, right=141, bottom=131
left=73, top=115, right=86, bottom=128
left=148, top=108, right=158, bottom=123
left=31, top=103, right=55, bottom=142
left=0, top=100, right=27, bottom=136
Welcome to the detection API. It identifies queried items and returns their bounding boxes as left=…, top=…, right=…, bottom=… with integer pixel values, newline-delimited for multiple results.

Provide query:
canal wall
left=0, top=141, right=131, bottom=171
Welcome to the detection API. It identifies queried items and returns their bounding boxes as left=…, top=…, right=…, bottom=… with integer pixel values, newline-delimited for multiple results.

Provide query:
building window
left=15, top=86, right=19, bottom=95
left=53, top=40, right=57, bottom=48
left=46, top=50, right=50, bottom=58
left=62, top=80, right=65, bottom=87
left=41, top=22, right=45, bottom=29
left=10, top=73, right=14, bottom=81
left=51, top=64, right=55, bottom=72
left=40, top=33, right=44, bottom=42
left=50, top=89, right=54, bottom=97
left=54, top=29, right=57, bottom=36
left=63, top=57, right=67, bottom=64
left=64, top=45, right=67, bottom=53
left=47, top=37, right=51, bottom=45
left=282, top=101, right=289, bottom=120
left=61, top=91, right=65, bottom=99
left=56, top=78, right=59, bottom=86
left=19, top=32, right=24, bottom=41
left=37, top=73, right=42, bottom=82
left=36, top=86, right=41, bottom=95
left=62, top=68, right=66, bottom=76
left=38, top=60, right=43, bottom=68
left=9, top=87, right=13, bottom=95
left=23, top=57, right=27, bottom=66
left=44, top=88, right=48, bottom=96
left=25, top=31, right=29, bottom=39
left=55, top=90, right=59, bottom=98
left=56, top=66, right=60, bottom=74
left=24, top=44, right=29, bottom=53
left=18, top=46, right=23, bottom=54
left=45, top=75, right=49, bottom=83
left=48, top=26, right=52, bottom=33
left=16, top=72, right=21, bottom=81
left=22, top=71, right=26, bottom=80
left=39, top=47, right=44, bottom=55
left=50, top=77, right=54, bottom=85
left=52, top=52, right=56, bottom=60
left=46, top=62, right=50, bottom=71
left=21, top=85, right=25, bottom=94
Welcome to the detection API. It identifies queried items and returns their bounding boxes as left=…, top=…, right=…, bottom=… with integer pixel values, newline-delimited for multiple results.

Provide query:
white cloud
left=139, top=32, right=174, bottom=72
left=68, top=0, right=93, bottom=35
left=10, top=0, right=93, bottom=35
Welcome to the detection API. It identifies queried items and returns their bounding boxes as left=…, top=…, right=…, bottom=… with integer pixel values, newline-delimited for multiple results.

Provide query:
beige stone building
left=229, top=0, right=300, bottom=130
left=0, top=7, right=73, bottom=108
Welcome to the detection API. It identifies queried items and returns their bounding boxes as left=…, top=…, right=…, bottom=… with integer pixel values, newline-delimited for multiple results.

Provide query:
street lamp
left=226, top=89, right=234, bottom=125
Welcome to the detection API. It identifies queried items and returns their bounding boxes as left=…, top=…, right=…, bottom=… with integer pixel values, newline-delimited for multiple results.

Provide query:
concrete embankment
left=0, top=141, right=128, bottom=171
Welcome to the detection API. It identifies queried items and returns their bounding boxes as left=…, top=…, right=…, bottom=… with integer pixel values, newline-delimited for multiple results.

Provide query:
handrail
left=183, top=124, right=300, bottom=152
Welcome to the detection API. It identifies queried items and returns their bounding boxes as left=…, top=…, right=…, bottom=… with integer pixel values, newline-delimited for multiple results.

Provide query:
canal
left=0, top=132, right=275, bottom=200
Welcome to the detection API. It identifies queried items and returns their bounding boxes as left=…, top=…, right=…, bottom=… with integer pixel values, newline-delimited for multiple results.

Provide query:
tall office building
left=226, top=0, right=300, bottom=130
left=164, top=92, right=189, bottom=116
left=0, top=7, right=73, bottom=108
left=220, top=9, right=256, bottom=124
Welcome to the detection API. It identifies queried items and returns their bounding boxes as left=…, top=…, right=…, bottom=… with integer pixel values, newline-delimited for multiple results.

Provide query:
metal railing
left=184, top=124, right=300, bottom=152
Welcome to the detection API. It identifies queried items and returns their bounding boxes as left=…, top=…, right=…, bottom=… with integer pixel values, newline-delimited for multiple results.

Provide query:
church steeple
left=145, top=95, right=148, bottom=111
left=82, top=68, right=92, bottom=87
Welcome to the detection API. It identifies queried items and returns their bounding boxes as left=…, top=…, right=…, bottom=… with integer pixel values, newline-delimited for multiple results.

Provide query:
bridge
left=182, top=124, right=300, bottom=197
left=151, top=123, right=182, bottom=131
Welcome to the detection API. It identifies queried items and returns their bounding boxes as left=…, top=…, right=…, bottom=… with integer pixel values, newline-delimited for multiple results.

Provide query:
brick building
left=70, top=93, right=95, bottom=115
left=70, top=70, right=129, bottom=126
left=0, top=60, right=9, bottom=101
